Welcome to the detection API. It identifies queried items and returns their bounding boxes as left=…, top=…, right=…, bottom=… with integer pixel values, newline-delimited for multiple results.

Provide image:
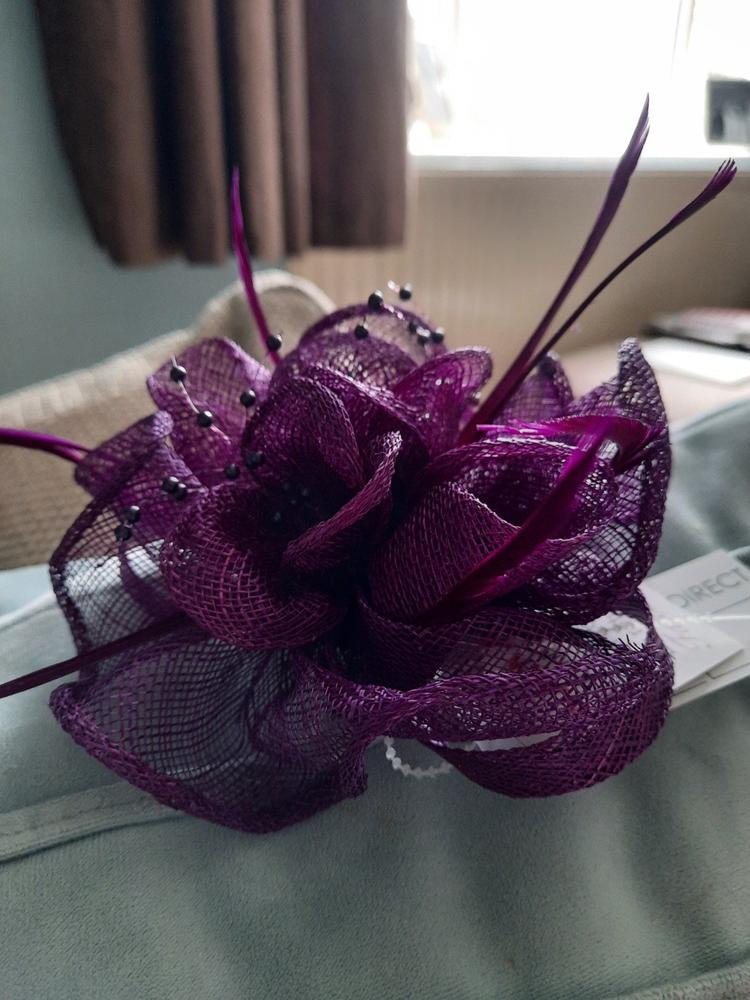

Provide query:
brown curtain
left=33, top=0, right=407, bottom=265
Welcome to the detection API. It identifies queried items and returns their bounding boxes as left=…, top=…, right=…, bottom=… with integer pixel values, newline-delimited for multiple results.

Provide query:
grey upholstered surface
left=654, top=399, right=750, bottom=573
left=0, top=402, right=749, bottom=1000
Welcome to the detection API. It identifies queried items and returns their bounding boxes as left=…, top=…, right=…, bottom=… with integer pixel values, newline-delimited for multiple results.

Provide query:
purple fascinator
left=0, top=102, right=737, bottom=832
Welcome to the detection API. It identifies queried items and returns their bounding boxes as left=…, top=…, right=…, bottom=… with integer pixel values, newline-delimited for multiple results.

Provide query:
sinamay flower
left=0, top=101, right=737, bottom=831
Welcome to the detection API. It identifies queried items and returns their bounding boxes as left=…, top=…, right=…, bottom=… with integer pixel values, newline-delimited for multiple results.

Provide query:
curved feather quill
left=231, top=168, right=281, bottom=366
left=461, top=97, right=650, bottom=443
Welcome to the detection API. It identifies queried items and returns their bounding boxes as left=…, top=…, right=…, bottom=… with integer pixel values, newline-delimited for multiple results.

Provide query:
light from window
left=408, top=0, right=750, bottom=160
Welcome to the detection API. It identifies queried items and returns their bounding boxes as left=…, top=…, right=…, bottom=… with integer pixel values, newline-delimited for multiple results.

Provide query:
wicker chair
left=0, top=270, right=333, bottom=569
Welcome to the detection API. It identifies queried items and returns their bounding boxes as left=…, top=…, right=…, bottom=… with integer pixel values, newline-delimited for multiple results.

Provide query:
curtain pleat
left=34, top=0, right=163, bottom=263
left=219, top=0, right=286, bottom=262
left=33, top=0, right=407, bottom=265
left=275, top=0, right=312, bottom=255
left=306, top=0, right=408, bottom=247
left=154, top=1, right=228, bottom=261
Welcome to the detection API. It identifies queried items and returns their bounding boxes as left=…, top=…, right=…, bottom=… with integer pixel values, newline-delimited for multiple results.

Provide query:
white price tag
left=642, top=551, right=750, bottom=707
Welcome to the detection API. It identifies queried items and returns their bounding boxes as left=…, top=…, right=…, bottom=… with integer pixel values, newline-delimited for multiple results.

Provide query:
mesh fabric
left=47, top=307, right=672, bottom=832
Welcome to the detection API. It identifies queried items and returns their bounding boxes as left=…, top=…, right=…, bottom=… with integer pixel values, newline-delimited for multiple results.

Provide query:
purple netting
left=49, top=592, right=671, bottom=833
left=492, top=353, right=574, bottom=422
left=56, top=413, right=203, bottom=651
left=47, top=318, right=673, bottom=833
left=148, top=339, right=270, bottom=487
left=280, top=303, right=448, bottom=379
left=522, top=341, right=670, bottom=621
left=368, top=440, right=617, bottom=621
left=23, top=98, right=738, bottom=832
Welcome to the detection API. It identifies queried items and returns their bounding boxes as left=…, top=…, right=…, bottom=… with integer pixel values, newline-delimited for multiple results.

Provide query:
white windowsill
left=413, top=153, right=750, bottom=176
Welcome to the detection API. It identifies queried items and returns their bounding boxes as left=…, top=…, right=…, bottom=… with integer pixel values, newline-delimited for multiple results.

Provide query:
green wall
left=0, top=0, right=250, bottom=394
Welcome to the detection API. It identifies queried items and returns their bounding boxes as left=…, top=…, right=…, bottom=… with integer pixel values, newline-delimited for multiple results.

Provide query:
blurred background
left=1, top=0, right=749, bottom=394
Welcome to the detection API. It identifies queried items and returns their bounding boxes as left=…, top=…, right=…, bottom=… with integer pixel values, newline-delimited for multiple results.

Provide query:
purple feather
left=516, top=159, right=738, bottom=380
left=0, top=427, right=88, bottom=463
left=231, top=168, right=281, bottom=366
left=479, top=414, right=660, bottom=472
left=461, top=97, right=650, bottom=442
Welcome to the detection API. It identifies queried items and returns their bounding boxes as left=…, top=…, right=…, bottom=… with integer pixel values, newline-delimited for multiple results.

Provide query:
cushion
left=0, top=400, right=749, bottom=999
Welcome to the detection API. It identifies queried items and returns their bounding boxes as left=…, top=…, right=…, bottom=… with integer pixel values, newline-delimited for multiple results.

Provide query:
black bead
left=224, top=463, right=240, bottom=480
left=114, top=524, right=132, bottom=543
left=367, top=290, right=384, bottom=311
left=417, top=329, right=430, bottom=346
left=354, top=323, right=369, bottom=340
left=244, top=450, right=265, bottom=470
left=267, top=333, right=283, bottom=352
left=161, top=476, right=179, bottom=494
left=407, top=320, right=419, bottom=335
left=300, top=486, right=310, bottom=499
left=174, top=483, right=189, bottom=501
left=196, top=409, right=213, bottom=428
left=398, top=283, right=413, bottom=301
left=124, top=505, right=141, bottom=524
left=170, top=364, right=187, bottom=383
left=240, top=388, right=257, bottom=408
left=272, top=511, right=283, bottom=526
left=431, top=327, right=445, bottom=344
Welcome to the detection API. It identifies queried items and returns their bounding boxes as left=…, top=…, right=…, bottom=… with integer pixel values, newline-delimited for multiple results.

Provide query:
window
left=409, top=0, right=750, bottom=162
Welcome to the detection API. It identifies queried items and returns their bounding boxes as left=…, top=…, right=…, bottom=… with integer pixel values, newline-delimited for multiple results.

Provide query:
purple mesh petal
left=277, top=328, right=418, bottom=389
left=298, top=365, right=431, bottom=470
left=368, top=482, right=512, bottom=620
left=284, top=432, right=402, bottom=573
left=407, top=597, right=672, bottom=795
left=160, top=486, right=345, bottom=649
left=567, top=339, right=666, bottom=425
left=148, top=338, right=271, bottom=486
left=436, top=417, right=634, bottom=617
left=243, top=375, right=365, bottom=494
left=51, top=625, right=369, bottom=832
left=49, top=591, right=671, bottom=832
left=76, top=412, right=172, bottom=499
left=525, top=341, right=670, bottom=620
left=369, top=440, right=616, bottom=621
left=392, top=348, right=492, bottom=455
left=490, top=353, right=573, bottom=423
left=291, top=303, right=448, bottom=374
left=53, top=415, right=205, bottom=652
